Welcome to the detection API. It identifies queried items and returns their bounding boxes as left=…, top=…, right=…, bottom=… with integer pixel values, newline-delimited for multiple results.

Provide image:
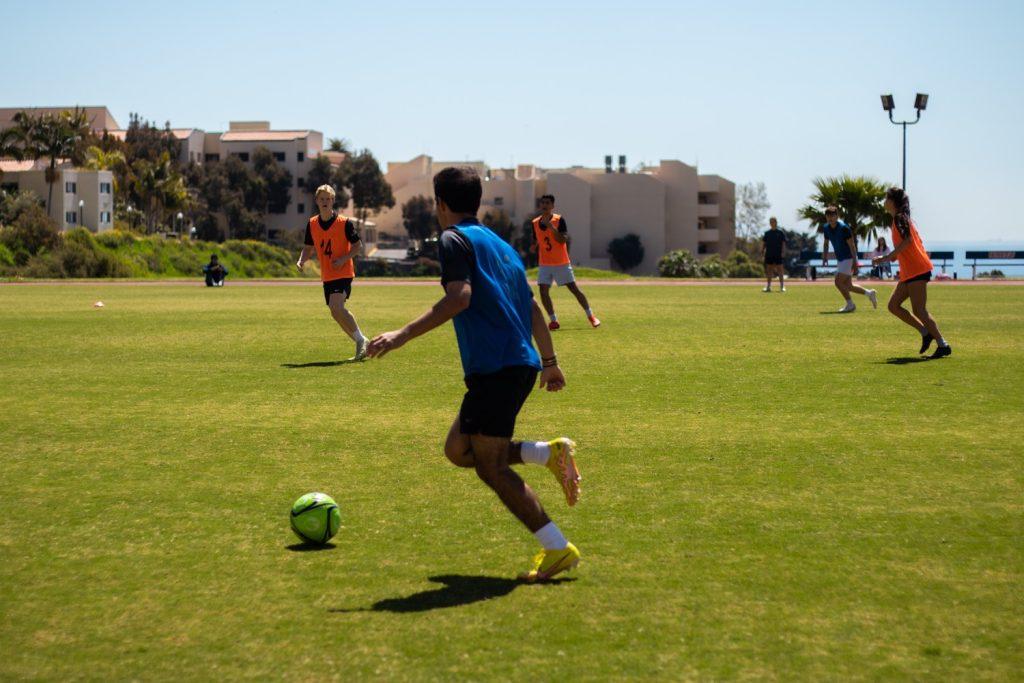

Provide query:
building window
left=66, top=211, right=77, bottom=224
left=494, top=197, right=504, bottom=206
left=231, top=152, right=250, bottom=162
left=205, top=153, right=220, bottom=162
left=297, top=203, right=305, bottom=214
left=100, top=182, right=112, bottom=194
left=100, top=211, right=111, bottom=223
left=65, top=181, right=77, bottom=193
left=297, top=177, right=305, bottom=188
left=273, top=151, right=285, bottom=162
left=297, top=151, right=305, bottom=162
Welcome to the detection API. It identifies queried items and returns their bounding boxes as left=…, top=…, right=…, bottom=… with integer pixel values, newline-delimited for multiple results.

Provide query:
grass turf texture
left=0, top=283, right=1021, bottom=680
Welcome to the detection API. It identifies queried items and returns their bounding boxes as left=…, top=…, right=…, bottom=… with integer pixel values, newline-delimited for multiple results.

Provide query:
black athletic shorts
left=459, top=365, right=538, bottom=438
left=764, top=256, right=783, bottom=265
left=903, top=271, right=932, bottom=284
left=323, top=278, right=353, bottom=305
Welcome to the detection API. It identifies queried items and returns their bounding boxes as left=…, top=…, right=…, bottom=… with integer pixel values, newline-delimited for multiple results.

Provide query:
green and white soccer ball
left=290, top=492, right=341, bottom=544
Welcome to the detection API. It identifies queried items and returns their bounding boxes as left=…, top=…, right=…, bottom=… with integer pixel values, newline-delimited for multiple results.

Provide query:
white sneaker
left=762, top=287, right=772, bottom=292
left=780, top=286, right=786, bottom=292
left=354, top=337, right=368, bottom=361
left=867, top=289, right=878, bottom=309
left=839, top=301, right=856, bottom=313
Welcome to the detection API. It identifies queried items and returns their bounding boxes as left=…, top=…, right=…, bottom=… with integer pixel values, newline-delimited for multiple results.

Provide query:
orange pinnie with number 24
left=309, top=214, right=355, bottom=281
left=533, top=214, right=570, bottom=266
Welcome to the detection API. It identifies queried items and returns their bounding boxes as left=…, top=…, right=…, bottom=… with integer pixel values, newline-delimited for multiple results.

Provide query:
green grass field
left=1, top=282, right=1021, bottom=680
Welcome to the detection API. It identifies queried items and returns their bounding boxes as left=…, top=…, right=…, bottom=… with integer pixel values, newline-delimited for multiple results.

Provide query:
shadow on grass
left=818, top=310, right=855, bottom=315
left=329, top=573, right=575, bottom=613
left=285, top=542, right=337, bottom=551
left=281, top=359, right=361, bottom=368
left=880, top=356, right=932, bottom=365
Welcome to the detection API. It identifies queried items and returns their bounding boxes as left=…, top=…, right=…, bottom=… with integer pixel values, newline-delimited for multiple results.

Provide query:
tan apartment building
left=370, top=155, right=735, bottom=275
left=0, top=159, right=115, bottom=232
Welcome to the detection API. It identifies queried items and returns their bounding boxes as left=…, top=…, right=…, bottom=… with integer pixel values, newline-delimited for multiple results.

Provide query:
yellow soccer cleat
left=546, top=438, right=581, bottom=506
left=519, top=543, right=581, bottom=582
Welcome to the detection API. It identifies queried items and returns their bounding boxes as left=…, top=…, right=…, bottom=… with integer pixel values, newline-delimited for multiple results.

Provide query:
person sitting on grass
left=203, top=254, right=228, bottom=287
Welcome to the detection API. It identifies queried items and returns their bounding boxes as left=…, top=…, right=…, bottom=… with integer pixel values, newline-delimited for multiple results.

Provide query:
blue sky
left=2, top=0, right=1022, bottom=240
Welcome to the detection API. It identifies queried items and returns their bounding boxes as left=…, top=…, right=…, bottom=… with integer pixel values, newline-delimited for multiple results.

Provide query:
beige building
left=0, top=159, right=115, bottom=232
left=372, top=155, right=735, bottom=275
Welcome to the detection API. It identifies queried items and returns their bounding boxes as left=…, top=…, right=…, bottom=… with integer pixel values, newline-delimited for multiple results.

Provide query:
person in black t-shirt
left=761, top=217, right=786, bottom=292
left=203, top=254, right=227, bottom=287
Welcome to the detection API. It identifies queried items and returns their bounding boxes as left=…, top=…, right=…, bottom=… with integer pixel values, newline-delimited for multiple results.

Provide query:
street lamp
left=880, top=92, right=928, bottom=190
left=176, top=211, right=184, bottom=236
left=78, top=199, right=85, bottom=229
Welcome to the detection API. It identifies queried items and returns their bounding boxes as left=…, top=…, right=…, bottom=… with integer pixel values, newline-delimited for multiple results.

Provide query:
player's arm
left=846, top=235, right=859, bottom=271
left=297, top=221, right=315, bottom=270
left=821, top=234, right=829, bottom=265
left=367, top=281, right=470, bottom=358
left=876, top=238, right=909, bottom=264
left=331, top=239, right=363, bottom=268
left=551, top=219, right=568, bottom=244
left=530, top=299, right=566, bottom=392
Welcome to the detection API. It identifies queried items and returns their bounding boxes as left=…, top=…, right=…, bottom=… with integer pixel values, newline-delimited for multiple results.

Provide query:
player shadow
left=285, top=542, right=337, bottom=551
left=329, top=573, right=575, bottom=614
left=881, top=356, right=933, bottom=365
left=280, top=359, right=361, bottom=368
left=818, top=310, right=855, bottom=315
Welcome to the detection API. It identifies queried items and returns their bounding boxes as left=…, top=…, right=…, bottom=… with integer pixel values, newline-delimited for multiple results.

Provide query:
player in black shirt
left=761, top=217, right=786, bottom=292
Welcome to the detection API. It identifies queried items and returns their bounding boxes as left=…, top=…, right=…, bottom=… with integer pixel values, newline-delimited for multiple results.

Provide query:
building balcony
left=698, top=204, right=720, bottom=218
left=698, top=228, right=720, bottom=242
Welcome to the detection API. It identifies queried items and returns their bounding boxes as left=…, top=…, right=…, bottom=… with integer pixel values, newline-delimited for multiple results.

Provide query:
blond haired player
left=296, top=184, right=369, bottom=360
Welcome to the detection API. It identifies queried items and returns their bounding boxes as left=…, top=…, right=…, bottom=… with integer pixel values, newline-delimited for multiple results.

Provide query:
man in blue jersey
left=821, top=206, right=877, bottom=313
left=367, top=166, right=582, bottom=582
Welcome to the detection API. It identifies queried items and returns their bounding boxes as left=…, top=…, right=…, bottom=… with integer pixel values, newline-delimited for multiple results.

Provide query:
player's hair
left=886, top=187, right=912, bottom=238
left=433, top=166, right=481, bottom=214
left=877, top=236, right=888, bottom=250
left=769, top=216, right=777, bottom=224
left=825, top=205, right=839, bottom=216
left=315, top=184, right=336, bottom=199
left=540, top=194, right=555, bottom=203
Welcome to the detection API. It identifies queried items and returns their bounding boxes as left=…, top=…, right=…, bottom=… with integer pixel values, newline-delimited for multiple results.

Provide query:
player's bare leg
left=567, top=282, right=600, bottom=327
left=470, top=434, right=550, bottom=532
left=538, top=284, right=559, bottom=330
left=443, top=416, right=474, bottom=468
left=328, top=292, right=368, bottom=359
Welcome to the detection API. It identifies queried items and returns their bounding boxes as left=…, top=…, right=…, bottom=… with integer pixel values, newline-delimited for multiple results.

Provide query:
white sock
left=520, top=441, right=550, bottom=466
left=533, top=521, right=568, bottom=551
left=938, top=337, right=948, bottom=347
left=549, top=313, right=558, bottom=322
left=354, top=330, right=367, bottom=344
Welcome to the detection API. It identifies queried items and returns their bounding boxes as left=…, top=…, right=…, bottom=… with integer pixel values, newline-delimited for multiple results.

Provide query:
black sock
left=919, top=333, right=934, bottom=354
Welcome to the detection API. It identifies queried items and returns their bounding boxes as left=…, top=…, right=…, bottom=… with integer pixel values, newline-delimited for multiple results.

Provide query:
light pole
left=176, top=212, right=184, bottom=236
left=78, top=199, right=85, bottom=229
left=880, top=93, right=928, bottom=190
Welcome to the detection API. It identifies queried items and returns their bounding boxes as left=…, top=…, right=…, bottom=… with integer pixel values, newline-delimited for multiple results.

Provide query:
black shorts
left=764, top=256, right=783, bottom=266
left=902, top=271, right=932, bottom=284
left=323, top=278, right=353, bottom=305
left=459, top=365, right=538, bottom=439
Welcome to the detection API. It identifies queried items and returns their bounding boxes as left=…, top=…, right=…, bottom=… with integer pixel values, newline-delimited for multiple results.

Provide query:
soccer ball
left=290, top=492, right=341, bottom=544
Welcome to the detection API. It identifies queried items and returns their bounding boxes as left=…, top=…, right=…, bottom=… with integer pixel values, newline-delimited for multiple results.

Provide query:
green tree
left=252, top=146, right=293, bottom=221
left=607, top=233, right=645, bottom=272
left=341, top=150, right=395, bottom=228
left=402, top=195, right=436, bottom=243
left=304, top=155, right=350, bottom=208
left=132, top=153, right=189, bottom=233
left=327, top=138, right=351, bottom=153
left=0, top=128, right=25, bottom=182
left=0, top=190, right=61, bottom=262
left=798, top=175, right=890, bottom=250
left=13, top=107, right=91, bottom=214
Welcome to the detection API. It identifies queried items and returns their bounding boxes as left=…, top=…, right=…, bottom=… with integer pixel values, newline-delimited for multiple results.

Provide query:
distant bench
left=797, top=250, right=955, bottom=279
left=965, top=251, right=1024, bottom=280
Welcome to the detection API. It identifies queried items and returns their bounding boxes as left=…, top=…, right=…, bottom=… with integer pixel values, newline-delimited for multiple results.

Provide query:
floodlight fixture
left=880, top=94, right=895, bottom=112
left=914, top=93, right=928, bottom=111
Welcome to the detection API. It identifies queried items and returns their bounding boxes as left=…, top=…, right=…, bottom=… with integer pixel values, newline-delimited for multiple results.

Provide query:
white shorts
left=835, top=259, right=854, bottom=276
left=537, top=263, right=576, bottom=287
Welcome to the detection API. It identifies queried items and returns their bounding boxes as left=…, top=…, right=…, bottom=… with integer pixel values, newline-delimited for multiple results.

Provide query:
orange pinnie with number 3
left=532, top=214, right=570, bottom=267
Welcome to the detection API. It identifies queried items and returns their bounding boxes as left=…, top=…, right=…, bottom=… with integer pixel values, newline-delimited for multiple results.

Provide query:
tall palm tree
left=13, top=108, right=90, bottom=217
left=132, top=152, right=189, bottom=233
left=84, top=145, right=127, bottom=195
left=798, top=175, right=891, bottom=251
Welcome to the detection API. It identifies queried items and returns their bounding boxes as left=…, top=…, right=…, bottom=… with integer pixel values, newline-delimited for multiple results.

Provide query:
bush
left=0, top=200, right=61, bottom=256
left=607, top=234, right=645, bottom=272
left=658, top=249, right=702, bottom=277
left=699, top=254, right=728, bottom=278
left=724, top=250, right=765, bottom=278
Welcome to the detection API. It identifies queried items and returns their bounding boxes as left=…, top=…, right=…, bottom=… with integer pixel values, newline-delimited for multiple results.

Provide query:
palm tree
left=132, top=152, right=189, bottom=233
left=0, top=127, right=25, bottom=182
left=13, top=108, right=90, bottom=217
left=84, top=145, right=127, bottom=195
left=798, top=175, right=891, bottom=251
